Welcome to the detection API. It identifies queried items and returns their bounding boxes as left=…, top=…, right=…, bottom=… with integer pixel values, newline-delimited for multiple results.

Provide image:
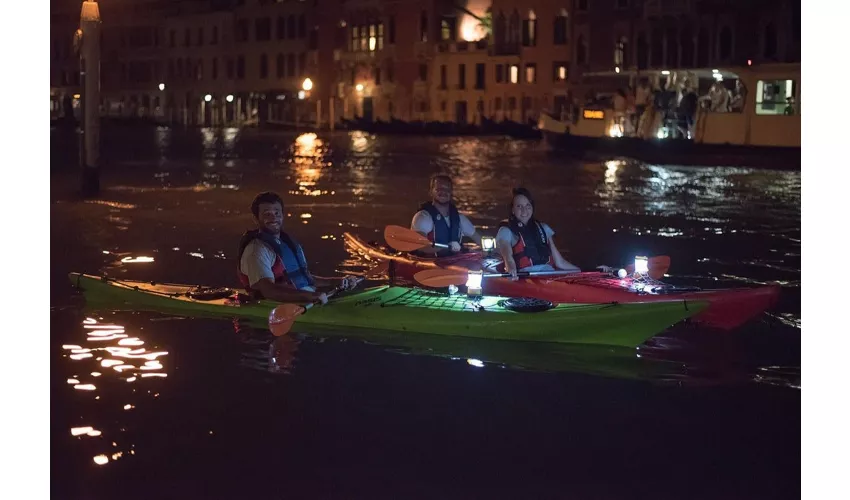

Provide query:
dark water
left=51, top=127, right=800, bottom=499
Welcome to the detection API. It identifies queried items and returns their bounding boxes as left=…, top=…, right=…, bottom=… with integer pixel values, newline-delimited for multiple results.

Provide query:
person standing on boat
left=237, top=191, right=359, bottom=303
left=410, top=174, right=482, bottom=257
left=496, top=187, right=581, bottom=281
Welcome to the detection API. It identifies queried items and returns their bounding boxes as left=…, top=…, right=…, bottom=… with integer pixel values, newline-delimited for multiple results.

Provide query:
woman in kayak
left=496, top=187, right=581, bottom=281
left=237, top=191, right=359, bottom=303
left=410, top=174, right=482, bottom=257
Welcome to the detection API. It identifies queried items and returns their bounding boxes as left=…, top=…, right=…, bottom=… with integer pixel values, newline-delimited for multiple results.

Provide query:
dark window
left=578, top=0, right=588, bottom=11
left=440, top=65, right=447, bottom=89
left=637, top=33, right=649, bottom=69
left=387, top=63, right=394, bottom=82
left=236, top=55, right=245, bottom=79
left=719, top=26, right=732, bottom=60
left=764, top=23, right=777, bottom=58
left=495, top=97, right=502, bottom=111
left=212, top=58, right=218, bottom=79
left=298, top=15, right=306, bottom=38
left=298, top=52, right=306, bottom=76
left=260, top=54, right=268, bottom=78
left=697, top=29, right=709, bottom=67
left=651, top=28, right=663, bottom=66
left=495, top=64, right=504, bottom=83
left=237, top=20, right=249, bottom=42
left=420, top=11, right=428, bottom=42
left=419, top=64, right=428, bottom=81
left=169, top=30, right=175, bottom=47
left=287, top=53, right=296, bottom=77
left=184, top=28, right=191, bottom=46
left=309, top=28, right=318, bottom=50
left=457, top=64, right=466, bottom=89
left=474, top=63, right=485, bottom=89
left=197, top=27, right=204, bottom=45
left=277, top=17, right=286, bottom=40
left=389, top=16, right=396, bottom=44
left=226, top=58, right=234, bottom=79
left=211, top=27, right=219, bottom=44
left=375, top=67, right=381, bottom=85
left=287, top=15, right=296, bottom=40
left=554, top=13, right=568, bottom=44
left=666, top=28, right=678, bottom=67
left=577, top=35, right=587, bottom=65
left=256, top=18, right=271, bottom=41
left=276, top=53, right=285, bottom=78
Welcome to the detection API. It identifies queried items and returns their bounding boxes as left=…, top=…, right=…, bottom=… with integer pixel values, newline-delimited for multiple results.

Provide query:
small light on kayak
left=634, top=256, right=649, bottom=275
left=467, top=359, right=484, bottom=368
left=465, top=270, right=483, bottom=296
left=480, top=236, right=496, bottom=252
left=618, top=268, right=627, bottom=279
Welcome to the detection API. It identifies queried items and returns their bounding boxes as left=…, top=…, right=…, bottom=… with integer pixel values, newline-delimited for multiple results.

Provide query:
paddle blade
left=384, top=225, right=432, bottom=252
left=414, top=268, right=468, bottom=287
left=624, top=256, right=670, bottom=280
left=269, top=303, right=306, bottom=337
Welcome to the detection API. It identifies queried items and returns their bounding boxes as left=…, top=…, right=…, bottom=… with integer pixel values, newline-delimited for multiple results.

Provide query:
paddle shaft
left=483, top=270, right=581, bottom=279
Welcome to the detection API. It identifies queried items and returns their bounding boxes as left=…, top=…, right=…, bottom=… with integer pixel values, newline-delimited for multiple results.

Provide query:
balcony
left=490, top=42, right=521, bottom=56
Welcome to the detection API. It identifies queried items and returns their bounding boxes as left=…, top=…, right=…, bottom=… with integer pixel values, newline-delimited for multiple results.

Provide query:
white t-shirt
left=239, top=239, right=316, bottom=291
left=496, top=222, right=556, bottom=271
left=410, top=209, right=477, bottom=240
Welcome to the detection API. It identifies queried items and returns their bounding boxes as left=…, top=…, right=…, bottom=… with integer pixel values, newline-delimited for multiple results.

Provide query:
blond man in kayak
left=237, top=191, right=359, bottom=303
left=410, top=174, right=482, bottom=257
left=496, top=187, right=581, bottom=281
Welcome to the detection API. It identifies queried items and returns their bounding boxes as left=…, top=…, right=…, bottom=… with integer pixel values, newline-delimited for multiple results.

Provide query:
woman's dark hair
left=509, top=187, right=535, bottom=217
left=251, top=191, right=284, bottom=218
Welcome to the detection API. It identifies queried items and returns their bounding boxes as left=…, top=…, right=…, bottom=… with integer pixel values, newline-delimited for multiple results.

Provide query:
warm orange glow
left=93, top=455, right=109, bottom=465
left=583, top=109, right=605, bottom=120
left=120, top=256, right=155, bottom=263
left=459, top=15, right=485, bottom=42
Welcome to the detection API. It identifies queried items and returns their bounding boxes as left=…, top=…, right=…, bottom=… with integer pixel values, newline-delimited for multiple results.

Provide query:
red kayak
left=344, top=232, right=780, bottom=330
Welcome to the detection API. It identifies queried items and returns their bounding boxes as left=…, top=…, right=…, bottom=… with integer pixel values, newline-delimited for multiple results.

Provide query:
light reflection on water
left=63, top=316, right=169, bottom=466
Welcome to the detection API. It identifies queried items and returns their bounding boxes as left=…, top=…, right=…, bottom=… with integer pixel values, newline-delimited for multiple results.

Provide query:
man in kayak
left=410, top=174, right=482, bottom=257
left=496, top=187, right=581, bottom=280
left=237, top=191, right=359, bottom=303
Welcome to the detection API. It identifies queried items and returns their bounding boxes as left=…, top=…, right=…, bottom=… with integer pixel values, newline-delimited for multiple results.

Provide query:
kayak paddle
left=268, top=278, right=363, bottom=337
left=413, top=256, right=671, bottom=288
left=384, top=225, right=450, bottom=252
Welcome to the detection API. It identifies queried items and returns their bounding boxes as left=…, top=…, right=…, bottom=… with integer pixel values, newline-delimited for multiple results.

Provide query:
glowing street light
left=226, top=94, right=234, bottom=103
left=158, top=83, right=165, bottom=91
left=355, top=83, right=364, bottom=93
left=204, top=94, right=212, bottom=102
left=297, top=90, right=306, bottom=100
left=302, top=78, right=313, bottom=91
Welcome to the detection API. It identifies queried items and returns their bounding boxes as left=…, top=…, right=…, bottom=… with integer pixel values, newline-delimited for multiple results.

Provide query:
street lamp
left=298, top=90, right=306, bottom=100
left=355, top=83, right=364, bottom=93
left=226, top=94, right=234, bottom=103
left=204, top=94, right=212, bottom=102
left=158, top=83, right=165, bottom=91
left=302, top=78, right=313, bottom=92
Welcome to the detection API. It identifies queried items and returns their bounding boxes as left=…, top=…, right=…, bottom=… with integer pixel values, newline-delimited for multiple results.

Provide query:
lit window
left=525, top=64, right=536, bottom=84
left=509, top=65, right=519, bottom=84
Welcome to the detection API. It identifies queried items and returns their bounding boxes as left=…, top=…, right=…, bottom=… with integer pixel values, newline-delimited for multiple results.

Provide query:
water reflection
left=63, top=316, right=170, bottom=466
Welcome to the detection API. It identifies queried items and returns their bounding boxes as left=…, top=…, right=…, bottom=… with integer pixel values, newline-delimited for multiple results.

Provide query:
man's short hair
left=430, top=174, right=453, bottom=190
left=250, top=191, right=284, bottom=218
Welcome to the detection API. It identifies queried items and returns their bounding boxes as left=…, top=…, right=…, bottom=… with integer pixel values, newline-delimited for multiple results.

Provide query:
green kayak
left=68, top=273, right=707, bottom=348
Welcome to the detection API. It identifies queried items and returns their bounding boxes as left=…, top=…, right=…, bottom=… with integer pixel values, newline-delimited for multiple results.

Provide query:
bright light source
left=615, top=66, right=620, bottom=73
left=481, top=236, right=496, bottom=251
left=618, top=268, right=627, bottom=278
left=712, top=69, right=719, bottom=74
left=204, top=94, right=212, bottom=102
left=465, top=271, right=483, bottom=296
left=467, top=359, right=485, bottom=368
left=73, top=93, right=81, bottom=99
left=634, top=256, right=649, bottom=275
left=226, top=94, right=234, bottom=103
left=302, top=78, right=313, bottom=91
left=297, top=90, right=306, bottom=100
left=158, top=83, right=165, bottom=91
left=661, top=70, right=670, bottom=75
left=355, top=83, right=364, bottom=92
left=747, top=59, right=752, bottom=66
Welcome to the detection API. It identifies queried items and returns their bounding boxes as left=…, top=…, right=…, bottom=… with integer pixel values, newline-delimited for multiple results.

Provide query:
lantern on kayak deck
left=466, top=270, right=483, bottom=296
left=634, top=256, right=649, bottom=275
left=480, top=236, right=497, bottom=252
